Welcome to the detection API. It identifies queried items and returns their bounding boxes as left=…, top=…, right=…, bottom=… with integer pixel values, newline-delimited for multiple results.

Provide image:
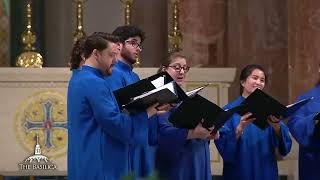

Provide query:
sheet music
left=186, top=84, right=210, bottom=97
left=151, top=76, right=165, bottom=88
left=132, top=81, right=176, bottom=101
left=286, top=97, right=314, bottom=108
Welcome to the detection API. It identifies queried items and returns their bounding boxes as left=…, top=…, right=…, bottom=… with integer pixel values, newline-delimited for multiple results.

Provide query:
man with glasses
left=104, top=25, right=165, bottom=178
left=105, top=25, right=144, bottom=90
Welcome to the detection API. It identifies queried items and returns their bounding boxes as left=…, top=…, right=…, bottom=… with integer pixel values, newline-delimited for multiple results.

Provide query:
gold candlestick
left=120, top=0, right=133, bottom=25
left=73, top=0, right=87, bottom=42
left=16, top=0, right=43, bottom=68
left=168, top=0, right=182, bottom=53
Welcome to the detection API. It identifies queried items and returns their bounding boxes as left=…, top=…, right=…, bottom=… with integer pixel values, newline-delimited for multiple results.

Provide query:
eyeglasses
left=168, top=65, right=190, bottom=73
left=125, top=40, right=142, bottom=50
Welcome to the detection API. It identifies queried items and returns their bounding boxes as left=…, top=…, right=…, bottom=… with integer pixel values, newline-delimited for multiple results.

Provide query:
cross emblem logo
left=24, top=101, right=67, bottom=149
left=15, top=91, right=68, bottom=159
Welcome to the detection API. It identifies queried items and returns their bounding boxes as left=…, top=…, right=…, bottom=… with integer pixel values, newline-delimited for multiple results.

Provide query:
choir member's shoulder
left=223, top=96, right=244, bottom=110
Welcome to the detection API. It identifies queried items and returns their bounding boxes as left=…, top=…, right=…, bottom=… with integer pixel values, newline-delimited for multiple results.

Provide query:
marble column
left=227, top=0, right=288, bottom=103
left=288, top=0, right=320, bottom=102
left=132, top=0, right=168, bottom=67
left=179, top=0, right=227, bottom=67
left=44, top=0, right=73, bottom=67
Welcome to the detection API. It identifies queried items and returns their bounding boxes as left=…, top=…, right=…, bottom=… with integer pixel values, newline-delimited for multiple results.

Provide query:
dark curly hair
left=112, top=25, right=145, bottom=43
left=69, top=36, right=86, bottom=70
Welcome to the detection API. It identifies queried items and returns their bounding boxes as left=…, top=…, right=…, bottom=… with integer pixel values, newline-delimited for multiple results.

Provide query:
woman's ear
left=240, top=80, right=245, bottom=87
left=162, top=66, right=166, bottom=72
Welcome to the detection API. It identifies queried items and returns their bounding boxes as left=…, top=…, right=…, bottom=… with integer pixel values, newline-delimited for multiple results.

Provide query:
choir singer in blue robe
left=67, top=33, right=161, bottom=180
left=154, top=53, right=219, bottom=180
left=214, top=64, right=292, bottom=180
left=104, top=25, right=160, bottom=178
left=288, top=84, right=320, bottom=180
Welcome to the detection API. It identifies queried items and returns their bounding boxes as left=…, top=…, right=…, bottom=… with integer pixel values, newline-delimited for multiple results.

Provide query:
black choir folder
left=169, top=88, right=312, bottom=131
left=238, top=88, right=313, bottom=129
left=314, top=113, right=320, bottom=135
left=169, top=94, right=243, bottom=131
left=113, top=71, right=208, bottom=113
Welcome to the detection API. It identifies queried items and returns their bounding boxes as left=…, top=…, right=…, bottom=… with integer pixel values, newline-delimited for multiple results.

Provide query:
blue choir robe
left=214, top=96, right=292, bottom=180
left=67, top=65, right=149, bottom=180
left=104, top=60, right=157, bottom=177
left=155, top=109, right=212, bottom=180
left=287, top=85, right=320, bottom=180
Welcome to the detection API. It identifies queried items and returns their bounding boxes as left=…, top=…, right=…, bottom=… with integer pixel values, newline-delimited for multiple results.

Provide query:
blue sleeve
left=288, top=112, right=317, bottom=147
left=214, top=115, right=238, bottom=164
left=88, top=81, right=149, bottom=146
left=132, top=72, right=140, bottom=82
left=148, top=115, right=159, bottom=146
left=288, top=96, right=317, bottom=147
left=158, top=113, right=189, bottom=153
left=269, top=122, right=292, bottom=156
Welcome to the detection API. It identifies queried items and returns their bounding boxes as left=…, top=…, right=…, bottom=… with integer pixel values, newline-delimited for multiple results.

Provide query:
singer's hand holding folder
left=169, top=94, right=243, bottom=132
left=238, top=88, right=313, bottom=129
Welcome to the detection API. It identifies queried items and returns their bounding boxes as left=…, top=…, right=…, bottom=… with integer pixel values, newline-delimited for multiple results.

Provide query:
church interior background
left=0, top=0, right=319, bottom=179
